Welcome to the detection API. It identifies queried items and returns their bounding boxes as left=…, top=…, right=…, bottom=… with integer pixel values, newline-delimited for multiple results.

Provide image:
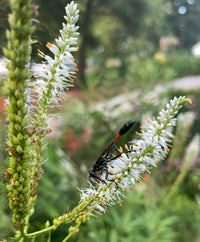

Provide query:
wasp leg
left=110, top=152, right=122, bottom=160
left=105, top=149, right=110, bottom=159
left=105, top=168, right=118, bottom=190
left=110, top=149, right=133, bottom=161
left=89, top=169, right=107, bottom=185
left=123, top=150, right=133, bottom=155
left=113, top=144, right=121, bottom=155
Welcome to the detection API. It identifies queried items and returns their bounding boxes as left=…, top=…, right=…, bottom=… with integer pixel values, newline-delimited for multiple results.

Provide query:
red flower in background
left=64, top=128, right=92, bottom=152
left=0, top=97, right=8, bottom=111
left=66, top=139, right=82, bottom=149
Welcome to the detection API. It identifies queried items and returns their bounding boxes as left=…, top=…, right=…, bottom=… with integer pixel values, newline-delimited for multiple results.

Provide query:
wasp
left=89, top=120, right=135, bottom=185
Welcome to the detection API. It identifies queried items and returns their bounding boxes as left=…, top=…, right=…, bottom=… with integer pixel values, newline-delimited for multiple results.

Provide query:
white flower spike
left=31, top=1, right=79, bottom=114
left=80, top=96, right=191, bottom=215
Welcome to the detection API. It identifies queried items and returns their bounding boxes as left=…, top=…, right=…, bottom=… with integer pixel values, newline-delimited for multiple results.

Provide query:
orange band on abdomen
left=114, top=133, right=121, bottom=141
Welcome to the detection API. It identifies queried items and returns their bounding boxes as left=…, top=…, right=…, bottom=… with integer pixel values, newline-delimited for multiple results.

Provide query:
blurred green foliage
left=83, top=53, right=200, bottom=96
left=1, top=0, right=200, bottom=58
left=165, top=54, right=200, bottom=77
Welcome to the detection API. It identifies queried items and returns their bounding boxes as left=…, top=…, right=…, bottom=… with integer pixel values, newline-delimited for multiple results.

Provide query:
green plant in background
left=165, top=54, right=200, bottom=78
left=149, top=134, right=200, bottom=241
left=1, top=0, right=198, bottom=241
left=169, top=111, right=195, bottom=169
left=126, top=58, right=177, bottom=91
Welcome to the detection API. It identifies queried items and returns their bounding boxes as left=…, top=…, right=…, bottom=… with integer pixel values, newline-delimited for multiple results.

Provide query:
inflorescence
left=30, top=1, right=79, bottom=115
left=80, top=96, right=191, bottom=214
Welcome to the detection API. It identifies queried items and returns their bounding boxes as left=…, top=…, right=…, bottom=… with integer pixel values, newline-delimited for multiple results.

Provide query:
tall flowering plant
left=4, top=0, right=79, bottom=240
left=3, top=0, right=191, bottom=241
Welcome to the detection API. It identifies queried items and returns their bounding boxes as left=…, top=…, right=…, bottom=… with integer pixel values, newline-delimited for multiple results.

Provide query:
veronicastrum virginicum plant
left=3, top=0, right=191, bottom=241
left=3, top=0, right=80, bottom=240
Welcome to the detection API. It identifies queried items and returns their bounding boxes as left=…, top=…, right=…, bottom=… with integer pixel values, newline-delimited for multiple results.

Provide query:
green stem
left=154, top=168, right=188, bottom=228
left=25, top=196, right=94, bottom=239
left=62, top=234, right=72, bottom=242
left=149, top=153, right=195, bottom=242
left=26, top=225, right=55, bottom=238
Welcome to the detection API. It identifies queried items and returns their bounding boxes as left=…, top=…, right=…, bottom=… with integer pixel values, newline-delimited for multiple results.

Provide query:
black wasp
left=89, top=120, right=135, bottom=185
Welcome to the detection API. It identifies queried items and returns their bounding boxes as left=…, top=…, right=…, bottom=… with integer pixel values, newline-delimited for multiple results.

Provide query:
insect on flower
left=89, top=120, right=135, bottom=185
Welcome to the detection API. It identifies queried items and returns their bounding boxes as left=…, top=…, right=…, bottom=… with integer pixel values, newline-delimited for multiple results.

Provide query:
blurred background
left=0, top=0, right=200, bottom=241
